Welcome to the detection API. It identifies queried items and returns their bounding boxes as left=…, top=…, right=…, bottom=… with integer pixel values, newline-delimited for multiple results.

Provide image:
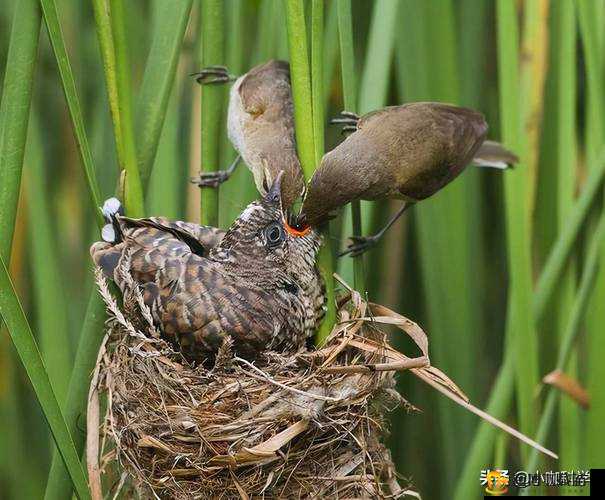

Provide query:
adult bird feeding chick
left=91, top=173, right=324, bottom=363
left=194, top=61, right=516, bottom=256
left=299, top=102, right=518, bottom=256
left=193, top=60, right=305, bottom=208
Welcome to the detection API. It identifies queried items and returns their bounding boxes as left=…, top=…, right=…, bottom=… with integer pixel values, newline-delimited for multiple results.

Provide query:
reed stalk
left=284, top=0, right=336, bottom=342
left=0, top=256, right=90, bottom=500
left=43, top=1, right=173, bottom=495
left=397, top=0, right=480, bottom=481
left=336, top=0, right=365, bottom=293
left=39, top=0, right=102, bottom=223
left=109, top=0, right=145, bottom=217
left=136, top=0, right=193, bottom=190
left=456, top=148, right=605, bottom=498
left=199, top=0, right=225, bottom=227
left=577, top=0, right=605, bottom=468
left=0, top=2, right=43, bottom=496
left=310, top=0, right=337, bottom=341
left=553, top=0, right=580, bottom=471
left=0, top=0, right=40, bottom=257
left=25, top=115, right=72, bottom=404
left=490, top=3, right=541, bottom=466
left=522, top=210, right=605, bottom=491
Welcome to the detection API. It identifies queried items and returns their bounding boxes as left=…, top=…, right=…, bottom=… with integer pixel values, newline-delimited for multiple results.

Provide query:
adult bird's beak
left=263, top=170, right=284, bottom=207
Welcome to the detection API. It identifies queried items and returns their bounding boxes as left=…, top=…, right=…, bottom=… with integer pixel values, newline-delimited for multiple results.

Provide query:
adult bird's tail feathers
left=472, top=140, right=518, bottom=169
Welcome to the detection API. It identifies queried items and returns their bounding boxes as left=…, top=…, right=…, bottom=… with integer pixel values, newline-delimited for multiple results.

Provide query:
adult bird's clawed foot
left=339, top=234, right=379, bottom=258
left=192, top=65, right=236, bottom=85
left=192, top=170, right=231, bottom=188
left=330, top=111, right=360, bottom=134
left=191, top=155, right=242, bottom=188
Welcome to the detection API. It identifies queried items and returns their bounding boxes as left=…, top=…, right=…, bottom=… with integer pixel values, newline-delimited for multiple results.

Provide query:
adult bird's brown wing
left=300, top=102, right=500, bottom=227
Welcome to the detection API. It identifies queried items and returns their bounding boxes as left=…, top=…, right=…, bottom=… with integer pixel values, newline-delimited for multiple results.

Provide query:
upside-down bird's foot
left=339, top=235, right=379, bottom=258
left=191, top=170, right=232, bottom=188
left=192, top=66, right=236, bottom=85
left=330, top=111, right=360, bottom=135
left=191, top=155, right=242, bottom=188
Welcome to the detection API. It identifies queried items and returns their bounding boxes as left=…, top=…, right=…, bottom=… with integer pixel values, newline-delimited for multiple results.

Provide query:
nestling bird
left=299, top=103, right=518, bottom=255
left=91, top=174, right=324, bottom=362
left=193, top=60, right=305, bottom=208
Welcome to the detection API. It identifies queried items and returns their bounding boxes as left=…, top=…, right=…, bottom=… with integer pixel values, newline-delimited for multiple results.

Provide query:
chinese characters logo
left=480, top=468, right=592, bottom=495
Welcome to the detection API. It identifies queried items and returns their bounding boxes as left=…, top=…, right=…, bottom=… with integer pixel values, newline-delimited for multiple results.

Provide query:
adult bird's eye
left=264, top=223, right=285, bottom=247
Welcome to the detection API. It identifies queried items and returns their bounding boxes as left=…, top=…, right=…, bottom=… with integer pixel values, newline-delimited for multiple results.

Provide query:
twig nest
left=89, top=270, right=423, bottom=499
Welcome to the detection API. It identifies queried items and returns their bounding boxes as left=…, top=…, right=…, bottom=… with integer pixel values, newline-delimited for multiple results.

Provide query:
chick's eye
left=264, top=223, right=285, bottom=246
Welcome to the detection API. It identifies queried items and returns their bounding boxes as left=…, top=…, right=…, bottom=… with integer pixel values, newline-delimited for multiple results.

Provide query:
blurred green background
left=0, top=0, right=604, bottom=498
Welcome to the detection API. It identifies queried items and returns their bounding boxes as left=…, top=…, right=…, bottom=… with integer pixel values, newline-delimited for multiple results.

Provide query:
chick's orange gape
left=284, top=217, right=311, bottom=237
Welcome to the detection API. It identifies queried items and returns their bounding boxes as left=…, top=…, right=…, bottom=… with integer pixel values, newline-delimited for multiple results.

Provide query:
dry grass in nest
left=87, top=259, right=555, bottom=499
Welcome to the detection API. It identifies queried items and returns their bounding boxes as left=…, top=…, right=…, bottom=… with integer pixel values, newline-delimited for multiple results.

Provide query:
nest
left=88, top=262, right=468, bottom=499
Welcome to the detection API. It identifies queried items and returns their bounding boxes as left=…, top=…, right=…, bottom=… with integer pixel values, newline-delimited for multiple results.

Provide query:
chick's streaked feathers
left=91, top=182, right=323, bottom=362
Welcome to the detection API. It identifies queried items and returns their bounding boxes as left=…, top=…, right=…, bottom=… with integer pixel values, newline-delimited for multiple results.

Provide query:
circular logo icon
left=485, top=470, right=510, bottom=495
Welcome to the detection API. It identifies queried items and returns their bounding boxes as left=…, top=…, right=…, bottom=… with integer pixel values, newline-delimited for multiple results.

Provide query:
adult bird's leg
left=190, top=67, right=239, bottom=187
left=191, top=65, right=236, bottom=85
left=330, top=111, right=360, bottom=134
left=339, top=201, right=415, bottom=257
left=191, top=154, right=242, bottom=188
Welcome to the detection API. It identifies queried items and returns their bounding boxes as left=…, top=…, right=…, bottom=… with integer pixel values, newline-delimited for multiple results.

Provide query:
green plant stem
left=553, top=0, right=579, bottom=472
left=146, top=88, right=183, bottom=218
left=136, top=0, right=193, bottom=189
left=336, top=0, right=364, bottom=293
left=322, top=0, right=339, bottom=107
left=26, top=114, right=72, bottom=404
left=39, top=0, right=103, bottom=224
left=522, top=211, right=605, bottom=487
left=199, top=0, right=225, bottom=227
left=577, top=0, right=604, bottom=171
left=499, top=0, right=540, bottom=446
left=534, top=148, right=605, bottom=317
left=310, top=0, right=336, bottom=343
left=219, top=0, right=251, bottom=228
left=455, top=147, right=605, bottom=498
left=109, top=0, right=144, bottom=217
left=0, top=2, right=43, bottom=497
left=397, top=0, right=478, bottom=481
left=39, top=2, right=112, bottom=495
left=311, top=0, right=324, bottom=166
left=0, top=256, right=90, bottom=500
left=577, top=0, right=605, bottom=469
left=252, top=0, right=280, bottom=65
left=0, top=0, right=41, bottom=259
left=337, top=0, right=397, bottom=295
left=92, top=0, right=122, bottom=161
left=44, top=291, right=106, bottom=500
left=284, top=0, right=335, bottom=342
left=283, top=0, right=315, bottom=177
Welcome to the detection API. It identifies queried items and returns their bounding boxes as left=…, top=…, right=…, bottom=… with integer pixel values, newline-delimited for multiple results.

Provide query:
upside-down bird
left=91, top=174, right=323, bottom=363
left=299, top=102, right=518, bottom=255
left=193, top=59, right=304, bottom=208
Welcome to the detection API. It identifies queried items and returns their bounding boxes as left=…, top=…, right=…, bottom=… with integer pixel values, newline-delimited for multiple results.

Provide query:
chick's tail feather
left=91, top=197, right=125, bottom=278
